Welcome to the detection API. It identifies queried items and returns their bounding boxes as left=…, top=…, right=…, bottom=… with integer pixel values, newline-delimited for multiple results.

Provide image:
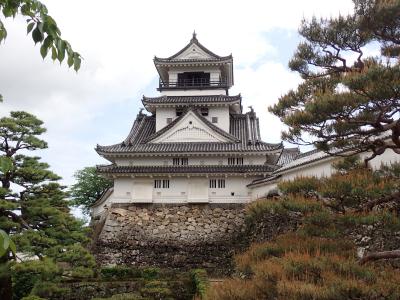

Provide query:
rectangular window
left=154, top=179, right=169, bottom=189
left=209, top=179, right=216, bottom=188
left=218, top=179, right=225, bottom=188
left=166, top=118, right=173, bottom=124
left=210, top=179, right=225, bottom=189
left=228, top=157, right=244, bottom=165
left=212, top=117, right=218, bottom=123
left=162, top=179, right=169, bottom=188
left=154, top=180, right=162, bottom=188
left=173, top=157, right=188, bottom=165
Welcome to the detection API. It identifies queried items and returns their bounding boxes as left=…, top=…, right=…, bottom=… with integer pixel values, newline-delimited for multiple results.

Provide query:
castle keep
left=93, top=33, right=287, bottom=216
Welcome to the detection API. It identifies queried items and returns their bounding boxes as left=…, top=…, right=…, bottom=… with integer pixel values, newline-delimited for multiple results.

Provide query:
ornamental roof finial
left=192, top=30, right=197, bottom=41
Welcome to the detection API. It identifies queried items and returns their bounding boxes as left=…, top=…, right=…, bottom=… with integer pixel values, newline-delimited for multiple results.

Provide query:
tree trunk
left=359, top=249, right=400, bottom=265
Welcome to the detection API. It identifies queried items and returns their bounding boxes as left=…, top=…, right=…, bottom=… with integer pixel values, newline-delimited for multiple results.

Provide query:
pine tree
left=269, top=0, right=400, bottom=165
left=0, top=112, right=95, bottom=299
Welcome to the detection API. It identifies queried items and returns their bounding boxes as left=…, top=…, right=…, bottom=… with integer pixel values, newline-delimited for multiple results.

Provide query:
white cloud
left=232, top=62, right=302, bottom=143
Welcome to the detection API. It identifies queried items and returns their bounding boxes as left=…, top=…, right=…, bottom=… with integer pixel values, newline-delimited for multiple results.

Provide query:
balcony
left=158, top=78, right=228, bottom=91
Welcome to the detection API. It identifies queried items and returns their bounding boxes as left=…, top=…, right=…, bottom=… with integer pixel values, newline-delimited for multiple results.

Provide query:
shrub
left=92, top=293, right=145, bottom=300
left=278, top=176, right=320, bottom=196
left=100, top=266, right=142, bottom=280
left=191, top=269, right=208, bottom=298
left=11, top=258, right=61, bottom=300
left=141, top=267, right=160, bottom=280
left=140, top=280, right=173, bottom=299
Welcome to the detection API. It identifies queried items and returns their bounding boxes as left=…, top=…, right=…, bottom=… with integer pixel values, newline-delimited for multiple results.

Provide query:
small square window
left=201, top=107, right=209, bottom=116
left=176, top=108, right=184, bottom=116
left=166, top=118, right=172, bottom=124
left=212, top=117, right=218, bottom=123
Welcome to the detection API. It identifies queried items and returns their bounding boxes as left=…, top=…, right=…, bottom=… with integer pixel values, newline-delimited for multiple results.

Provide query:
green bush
left=92, top=293, right=145, bottom=300
left=21, top=296, right=46, bottom=300
left=278, top=176, right=320, bottom=196
left=191, top=269, right=208, bottom=298
left=140, top=280, right=173, bottom=299
left=11, top=259, right=60, bottom=300
left=100, top=266, right=142, bottom=280
left=141, top=267, right=160, bottom=280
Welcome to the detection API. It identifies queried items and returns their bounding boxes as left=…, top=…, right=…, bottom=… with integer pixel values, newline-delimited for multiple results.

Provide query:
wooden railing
left=158, top=78, right=228, bottom=89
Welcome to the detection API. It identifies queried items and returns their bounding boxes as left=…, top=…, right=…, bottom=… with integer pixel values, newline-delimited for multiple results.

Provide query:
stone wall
left=94, top=204, right=247, bottom=275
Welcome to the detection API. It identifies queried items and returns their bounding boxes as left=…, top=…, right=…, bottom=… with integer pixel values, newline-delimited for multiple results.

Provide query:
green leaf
left=51, top=46, right=57, bottom=60
left=27, top=22, right=35, bottom=34
left=9, top=239, right=16, bottom=255
left=0, top=20, right=7, bottom=43
left=38, top=22, right=44, bottom=34
left=40, top=36, right=52, bottom=59
left=57, top=40, right=65, bottom=63
left=73, top=55, right=81, bottom=71
left=0, top=156, right=13, bottom=174
left=67, top=53, right=74, bottom=67
left=32, top=26, right=44, bottom=44
left=0, top=229, right=14, bottom=257
left=40, top=43, right=48, bottom=59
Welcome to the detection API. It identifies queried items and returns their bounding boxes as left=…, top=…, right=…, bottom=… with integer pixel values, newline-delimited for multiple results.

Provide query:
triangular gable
left=173, top=42, right=215, bottom=60
left=148, top=110, right=234, bottom=143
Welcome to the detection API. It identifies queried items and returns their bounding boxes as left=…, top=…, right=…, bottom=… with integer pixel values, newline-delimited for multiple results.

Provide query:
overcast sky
left=0, top=0, right=355, bottom=187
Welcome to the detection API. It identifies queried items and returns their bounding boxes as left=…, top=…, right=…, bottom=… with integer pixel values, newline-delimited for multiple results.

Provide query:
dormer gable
left=145, top=108, right=239, bottom=144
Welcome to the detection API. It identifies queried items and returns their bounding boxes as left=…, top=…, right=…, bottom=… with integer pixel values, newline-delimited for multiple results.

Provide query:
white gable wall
left=155, top=106, right=230, bottom=132
left=174, top=43, right=214, bottom=60
left=151, top=111, right=230, bottom=143
left=156, top=107, right=176, bottom=131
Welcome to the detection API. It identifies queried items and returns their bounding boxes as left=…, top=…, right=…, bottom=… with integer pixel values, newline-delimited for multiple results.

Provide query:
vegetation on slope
left=206, top=160, right=400, bottom=299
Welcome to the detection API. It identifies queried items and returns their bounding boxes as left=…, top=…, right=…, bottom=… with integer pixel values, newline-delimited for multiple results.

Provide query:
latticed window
left=162, top=179, right=169, bottom=188
left=173, top=158, right=188, bottom=165
left=154, top=180, right=162, bottom=188
left=154, top=179, right=170, bottom=189
left=210, top=179, right=225, bottom=189
left=228, top=157, right=244, bottom=165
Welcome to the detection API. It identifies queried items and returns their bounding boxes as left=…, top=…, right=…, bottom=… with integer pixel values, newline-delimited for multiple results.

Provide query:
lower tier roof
left=97, top=164, right=279, bottom=175
left=96, top=112, right=282, bottom=156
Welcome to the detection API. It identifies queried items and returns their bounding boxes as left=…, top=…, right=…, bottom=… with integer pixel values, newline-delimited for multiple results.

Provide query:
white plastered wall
left=103, top=175, right=257, bottom=206
left=249, top=149, right=400, bottom=200
left=161, top=89, right=227, bottom=96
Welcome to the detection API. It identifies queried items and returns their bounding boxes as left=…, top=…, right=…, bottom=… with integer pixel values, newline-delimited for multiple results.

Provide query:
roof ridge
left=154, top=34, right=230, bottom=61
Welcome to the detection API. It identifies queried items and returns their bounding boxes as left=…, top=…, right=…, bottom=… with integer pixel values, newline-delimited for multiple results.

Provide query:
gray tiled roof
left=142, top=94, right=241, bottom=105
left=154, top=57, right=233, bottom=64
left=154, top=33, right=232, bottom=63
left=247, top=175, right=282, bottom=187
left=97, top=164, right=279, bottom=174
left=277, top=147, right=301, bottom=166
left=96, top=110, right=282, bottom=155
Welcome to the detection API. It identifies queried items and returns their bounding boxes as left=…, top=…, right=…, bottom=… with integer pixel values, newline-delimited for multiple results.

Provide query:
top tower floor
left=154, top=33, right=234, bottom=96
